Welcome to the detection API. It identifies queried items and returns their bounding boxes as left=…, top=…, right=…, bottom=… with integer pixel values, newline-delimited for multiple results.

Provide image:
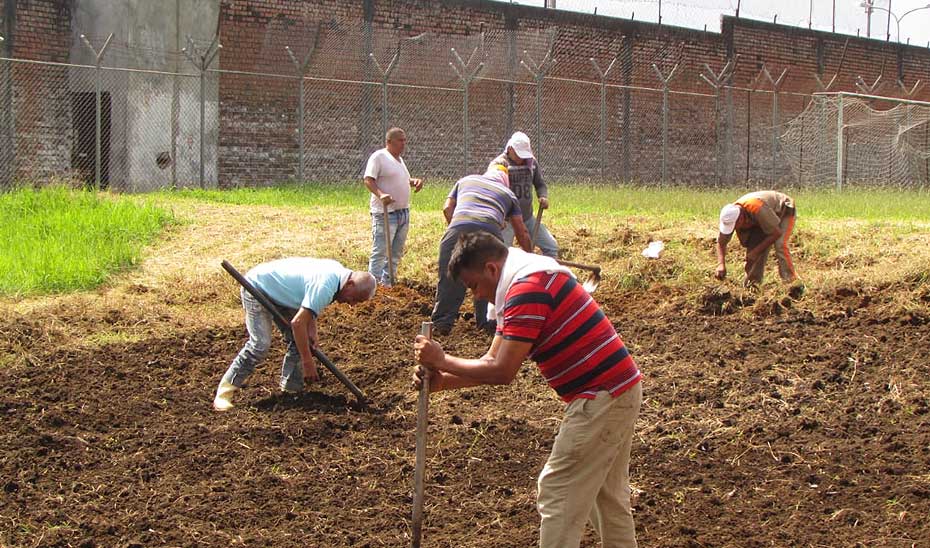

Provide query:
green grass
left=165, top=183, right=930, bottom=222
left=0, top=186, right=175, bottom=295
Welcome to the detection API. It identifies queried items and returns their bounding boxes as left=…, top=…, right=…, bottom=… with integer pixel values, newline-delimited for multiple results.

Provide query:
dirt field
left=2, top=268, right=929, bottom=547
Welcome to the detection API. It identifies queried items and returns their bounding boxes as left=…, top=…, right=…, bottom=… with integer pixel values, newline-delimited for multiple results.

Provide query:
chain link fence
left=1, top=20, right=927, bottom=191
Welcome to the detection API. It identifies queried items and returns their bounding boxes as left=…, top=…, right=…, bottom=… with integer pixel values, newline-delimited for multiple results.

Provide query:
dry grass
left=2, top=192, right=928, bottom=352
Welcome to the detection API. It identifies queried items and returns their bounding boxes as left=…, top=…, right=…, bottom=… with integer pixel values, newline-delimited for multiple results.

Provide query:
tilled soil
left=1, top=283, right=929, bottom=547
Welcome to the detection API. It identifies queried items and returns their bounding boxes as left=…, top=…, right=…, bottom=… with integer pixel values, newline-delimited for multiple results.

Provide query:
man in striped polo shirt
left=430, top=166, right=533, bottom=336
left=414, top=231, right=643, bottom=548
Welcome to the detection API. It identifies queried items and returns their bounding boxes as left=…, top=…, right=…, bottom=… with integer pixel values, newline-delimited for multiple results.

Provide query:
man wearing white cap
left=488, top=131, right=559, bottom=258
left=212, top=258, right=377, bottom=411
left=715, top=191, right=798, bottom=286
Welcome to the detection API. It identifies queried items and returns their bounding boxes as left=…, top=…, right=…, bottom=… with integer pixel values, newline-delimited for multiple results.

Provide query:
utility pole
left=886, top=0, right=892, bottom=41
left=863, top=0, right=873, bottom=38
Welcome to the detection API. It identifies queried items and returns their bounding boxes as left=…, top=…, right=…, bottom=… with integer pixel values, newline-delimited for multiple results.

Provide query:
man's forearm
left=436, top=353, right=512, bottom=385
left=291, top=323, right=314, bottom=363
left=363, top=177, right=382, bottom=198
left=749, top=232, right=781, bottom=258
left=433, top=371, right=486, bottom=392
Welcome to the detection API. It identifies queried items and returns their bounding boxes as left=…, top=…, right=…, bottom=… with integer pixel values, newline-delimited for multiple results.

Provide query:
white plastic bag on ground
left=642, top=240, right=665, bottom=259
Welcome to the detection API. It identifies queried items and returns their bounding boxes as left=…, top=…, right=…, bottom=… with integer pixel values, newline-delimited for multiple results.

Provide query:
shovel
left=533, top=208, right=601, bottom=293
left=411, top=321, right=431, bottom=548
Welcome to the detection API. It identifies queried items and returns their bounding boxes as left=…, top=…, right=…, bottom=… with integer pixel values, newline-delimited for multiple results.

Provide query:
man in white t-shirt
left=363, top=127, right=423, bottom=286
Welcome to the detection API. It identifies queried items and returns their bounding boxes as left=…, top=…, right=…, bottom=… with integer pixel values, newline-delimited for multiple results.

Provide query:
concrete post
left=449, top=37, right=485, bottom=174
left=520, top=33, right=556, bottom=161
left=760, top=66, right=788, bottom=184
left=836, top=93, right=844, bottom=190
left=620, top=38, right=633, bottom=181
left=369, top=33, right=427, bottom=140
left=700, top=58, right=737, bottom=186
left=590, top=53, right=618, bottom=180
left=652, top=62, right=679, bottom=183
left=80, top=33, right=113, bottom=190
left=286, top=44, right=315, bottom=182
left=0, top=34, right=11, bottom=188
left=182, top=34, right=221, bottom=189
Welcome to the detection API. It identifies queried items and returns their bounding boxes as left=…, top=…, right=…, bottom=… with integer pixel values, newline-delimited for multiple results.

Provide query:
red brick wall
left=5, top=0, right=929, bottom=186
left=215, top=1, right=930, bottom=186
left=3, top=0, right=74, bottom=182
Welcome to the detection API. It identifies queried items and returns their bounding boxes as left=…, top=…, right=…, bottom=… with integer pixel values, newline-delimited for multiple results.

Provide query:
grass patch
left=165, top=183, right=930, bottom=222
left=0, top=186, right=175, bottom=295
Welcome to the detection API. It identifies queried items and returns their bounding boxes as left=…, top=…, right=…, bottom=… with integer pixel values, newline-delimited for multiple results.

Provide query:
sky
left=497, top=0, right=930, bottom=48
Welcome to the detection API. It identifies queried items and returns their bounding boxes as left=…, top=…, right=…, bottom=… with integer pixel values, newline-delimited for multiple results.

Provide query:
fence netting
left=1, top=20, right=928, bottom=191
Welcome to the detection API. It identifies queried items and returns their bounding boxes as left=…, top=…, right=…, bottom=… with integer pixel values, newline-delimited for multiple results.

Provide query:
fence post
left=182, top=34, right=221, bottom=189
left=0, top=34, right=12, bottom=188
left=369, top=33, right=429, bottom=141
left=520, top=31, right=556, bottom=160
left=620, top=38, right=633, bottom=181
left=836, top=92, right=844, bottom=191
left=286, top=43, right=315, bottom=182
left=80, top=33, right=113, bottom=190
left=590, top=52, right=618, bottom=181
left=761, top=66, right=788, bottom=184
left=652, top=62, right=679, bottom=183
left=700, top=58, right=737, bottom=186
left=449, top=36, right=485, bottom=174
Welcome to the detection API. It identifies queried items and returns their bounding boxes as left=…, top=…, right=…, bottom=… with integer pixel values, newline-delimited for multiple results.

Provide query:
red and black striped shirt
left=499, top=271, right=641, bottom=402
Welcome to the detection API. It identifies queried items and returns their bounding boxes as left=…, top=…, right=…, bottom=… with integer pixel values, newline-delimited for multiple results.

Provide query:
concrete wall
left=69, top=0, right=220, bottom=190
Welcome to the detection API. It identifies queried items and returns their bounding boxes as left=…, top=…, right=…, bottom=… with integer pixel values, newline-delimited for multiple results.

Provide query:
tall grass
left=0, top=186, right=175, bottom=295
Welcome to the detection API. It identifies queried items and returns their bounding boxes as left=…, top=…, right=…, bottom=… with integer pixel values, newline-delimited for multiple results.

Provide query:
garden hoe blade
left=555, top=259, right=602, bottom=293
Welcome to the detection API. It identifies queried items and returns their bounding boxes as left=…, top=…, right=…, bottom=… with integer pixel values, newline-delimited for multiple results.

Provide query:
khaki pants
left=742, top=210, right=797, bottom=285
left=537, top=382, right=642, bottom=548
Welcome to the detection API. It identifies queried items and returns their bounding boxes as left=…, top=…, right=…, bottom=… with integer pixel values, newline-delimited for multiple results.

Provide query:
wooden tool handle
left=411, top=321, right=431, bottom=547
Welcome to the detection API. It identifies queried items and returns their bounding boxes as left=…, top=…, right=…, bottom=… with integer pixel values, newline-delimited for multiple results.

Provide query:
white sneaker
left=213, top=380, right=238, bottom=411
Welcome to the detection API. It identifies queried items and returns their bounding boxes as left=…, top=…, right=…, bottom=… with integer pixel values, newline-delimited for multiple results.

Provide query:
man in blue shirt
left=213, top=258, right=377, bottom=411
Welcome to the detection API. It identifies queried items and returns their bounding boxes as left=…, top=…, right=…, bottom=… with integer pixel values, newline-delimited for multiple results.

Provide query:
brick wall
left=4, top=0, right=929, bottom=187
left=214, top=1, right=930, bottom=187
left=2, top=0, right=74, bottom=183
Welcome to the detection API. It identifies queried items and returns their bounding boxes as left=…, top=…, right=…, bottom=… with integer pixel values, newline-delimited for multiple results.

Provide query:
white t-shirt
left=364, top=148, right=411, bottom=213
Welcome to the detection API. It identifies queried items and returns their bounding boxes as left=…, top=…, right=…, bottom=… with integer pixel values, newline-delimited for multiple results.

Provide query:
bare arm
left=442, top=197, right=456, bottom=225
left=510, top=215, right=533, bottom=252
left=290, top=307, right=320, bottom=381
left=533, top=163, right=549, bottom=209
left=746, top=229, right=782, bottom=262
left=414, top=334, right=532, bottom=387
left=715, top=232, right=732, bottom=280
left=364, top=176, right=393, bottom=206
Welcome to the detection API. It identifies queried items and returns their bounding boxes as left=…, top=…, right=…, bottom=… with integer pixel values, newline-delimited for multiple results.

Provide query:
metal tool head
left=581, top=268, right=601, bottom=293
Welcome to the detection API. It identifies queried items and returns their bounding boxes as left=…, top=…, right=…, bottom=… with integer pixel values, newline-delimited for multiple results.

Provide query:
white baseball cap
left=718, top=204, right=742, bottom=235
left=506, top=131, right=535, bottom=160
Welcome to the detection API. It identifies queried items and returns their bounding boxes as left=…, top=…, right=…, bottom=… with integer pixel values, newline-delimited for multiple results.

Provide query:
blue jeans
left=369, top=208, right=410, bottom=286
left=220, top=288, right=304, bottom=392
left=502, top=214, right=559, bottom=258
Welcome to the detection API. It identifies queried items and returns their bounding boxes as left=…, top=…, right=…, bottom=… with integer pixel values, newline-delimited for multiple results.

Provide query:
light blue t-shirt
left=246, top=258, right=350, bottom=316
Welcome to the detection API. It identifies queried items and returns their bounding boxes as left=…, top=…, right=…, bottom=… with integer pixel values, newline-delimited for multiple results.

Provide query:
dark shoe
left=433, top=324, right=452, bottom=337
left=478, top=320, right=497, bottom=336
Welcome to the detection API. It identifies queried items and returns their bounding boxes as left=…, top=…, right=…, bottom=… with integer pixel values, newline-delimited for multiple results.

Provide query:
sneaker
left=433, top=324, right=452, bottom=337
left=213, top=380, right=238, bottom=411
